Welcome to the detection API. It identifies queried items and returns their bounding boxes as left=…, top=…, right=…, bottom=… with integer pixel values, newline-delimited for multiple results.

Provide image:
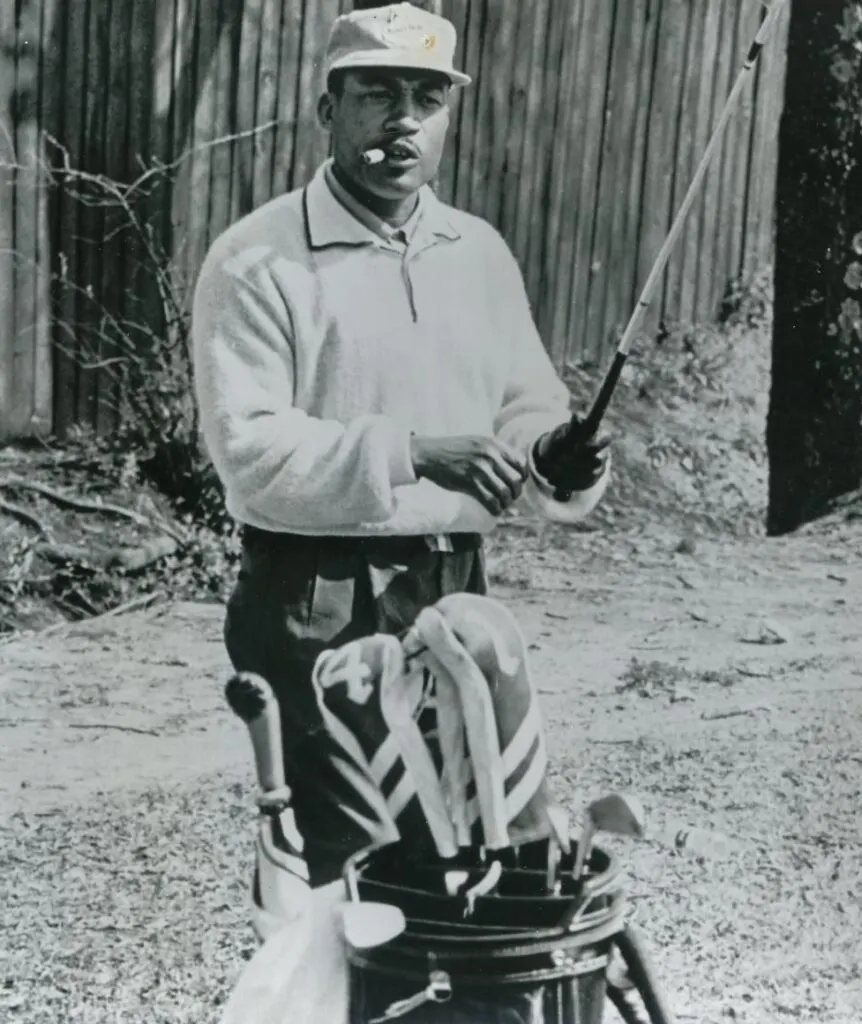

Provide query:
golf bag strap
left=613, top=924, right=676, bottom=1024
left=607, top=985, right=648, bottom=1024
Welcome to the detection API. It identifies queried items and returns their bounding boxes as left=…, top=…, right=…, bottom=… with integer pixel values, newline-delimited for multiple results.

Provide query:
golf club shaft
left=572, top=819, right=595, bottom=878
left=553, top=0, right=788, bottom=500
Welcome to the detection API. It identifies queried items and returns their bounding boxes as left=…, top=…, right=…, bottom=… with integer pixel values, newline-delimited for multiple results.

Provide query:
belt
left=241, top=527, right=483, bottom=560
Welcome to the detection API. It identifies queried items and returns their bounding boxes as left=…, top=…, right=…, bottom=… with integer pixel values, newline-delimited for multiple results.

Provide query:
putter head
left=341, top=901, right=406, bottom=949
left=588, top=792, right=646, bottom=838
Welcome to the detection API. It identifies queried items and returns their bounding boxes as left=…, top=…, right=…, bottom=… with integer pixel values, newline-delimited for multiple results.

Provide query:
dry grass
left=1, top=783, right=258, bottom=1023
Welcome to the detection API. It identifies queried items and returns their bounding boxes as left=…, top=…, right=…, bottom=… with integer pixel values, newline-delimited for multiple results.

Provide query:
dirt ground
left=2, top=309, right=862, bottom=1023
left=2, top=510, right=861, bottom=1024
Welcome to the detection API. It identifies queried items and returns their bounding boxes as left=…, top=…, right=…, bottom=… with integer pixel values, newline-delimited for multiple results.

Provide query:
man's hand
left=533, top=417, right=612, bottom=493
left=410, top=435, right=528, bottom=516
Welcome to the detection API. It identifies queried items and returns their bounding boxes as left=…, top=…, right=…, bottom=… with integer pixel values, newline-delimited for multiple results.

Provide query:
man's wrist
left=409, top=434, right=429, bottom=480
left=532, top=432, right=553, bottom=478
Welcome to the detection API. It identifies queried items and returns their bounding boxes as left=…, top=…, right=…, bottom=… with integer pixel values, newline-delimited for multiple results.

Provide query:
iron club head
left=573, top=792, right=646, bottom=878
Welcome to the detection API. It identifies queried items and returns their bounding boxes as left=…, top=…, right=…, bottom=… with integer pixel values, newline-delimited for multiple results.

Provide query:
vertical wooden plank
left=9, top=0, right=43, bottom=435
left=741, top=45, right=765, bottom=280
left=31, top=0, right=59, bottom=435
left=664, top=0, right=709, bottom=324
left=122, top=0, right=160, bottom=403
left=205, top=0, right=240, bottom=243
left=546, top=0, right=592, bottom=365
left=491, top=0, right=527, bottom=233
left=451, top=0, right=485, bottom=210
left=631, top=0, right=687, bottom=343
left=563, top=0, right=616, bottom=363
left=0, top=0, right=18, bottom=435
left=721, top=0, right=758, bottom=290
left=513, top=0, right=553, bottom=297
left=615, top=0, right=660, bottom=333
left=72, top=0, right=104, bottom=430
left=464, top=0, right=495, bottom=216
left=595, top=0, right=652, bottom=354
left=527, top=0, right=570, bottom=354
left=654, top=0, right=696, bottom=325
left=709, top=0, right=745, bottom=314
left=150, top=0, right=180, bottom=298
left=676, top=0, right=722, bottom=327
left=47, top=0, right=79, bottom=434
left=229, top=0, right=263, bottom=222
left=465, top=0, right=505, bottom=220
left=251, top=0, right=283, bottom=209
left=268, top=0, right=304, bottom=199
left=436, top=0, right=468, bottom=204
left=95, top=0, right=137, bottom=433
left=185, top=0, right=221, bottom=288
left=291, top=0, right=341, bottom=190
left=540, top=0, right=588, bottom=364
left=753, top=1, right=789, bottom=270
left=168, top=0, right=196, bottom=304
left=693, top=0, right=735, bottom=321
left=583, top=0, right=642, bottom=364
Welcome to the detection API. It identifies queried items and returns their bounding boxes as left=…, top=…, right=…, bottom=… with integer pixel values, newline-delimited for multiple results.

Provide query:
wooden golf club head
left=340, top=901, right=406, bottom=949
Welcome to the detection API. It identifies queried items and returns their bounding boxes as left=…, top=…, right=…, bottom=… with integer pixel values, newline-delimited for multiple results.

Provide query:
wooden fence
left=0, top=0, right=790, bottom=439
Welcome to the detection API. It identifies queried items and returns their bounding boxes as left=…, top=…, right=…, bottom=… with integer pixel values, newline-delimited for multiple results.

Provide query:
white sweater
left=191, top=162, right=608, bottom=536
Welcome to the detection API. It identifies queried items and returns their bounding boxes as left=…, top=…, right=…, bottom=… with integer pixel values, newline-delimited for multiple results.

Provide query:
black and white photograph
left=1, top=1, right=860, bottom=1022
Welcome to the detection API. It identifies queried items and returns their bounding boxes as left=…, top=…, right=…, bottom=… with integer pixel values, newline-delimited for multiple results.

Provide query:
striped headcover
left=311, top=593, right=558, bottom=856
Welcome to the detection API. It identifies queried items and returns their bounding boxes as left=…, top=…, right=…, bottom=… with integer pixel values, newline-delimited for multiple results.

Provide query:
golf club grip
left=224, top=672, right=287, bottom=795
left=614, top=923, right=677, bottom=1024
left=552, top=351, right=627, bottom=502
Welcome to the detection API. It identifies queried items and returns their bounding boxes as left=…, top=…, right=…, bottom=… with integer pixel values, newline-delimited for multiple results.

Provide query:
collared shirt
left=323, top=162, right=422, bottom=253
left=192, top=162, right=609, bottom=537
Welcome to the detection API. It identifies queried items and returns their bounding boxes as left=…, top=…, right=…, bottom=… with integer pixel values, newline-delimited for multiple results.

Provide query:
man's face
left=320, top=68, right=452, bottom=200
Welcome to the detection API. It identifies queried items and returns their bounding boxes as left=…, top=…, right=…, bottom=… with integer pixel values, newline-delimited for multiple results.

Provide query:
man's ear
left=317, top=92, right=334, bottom=131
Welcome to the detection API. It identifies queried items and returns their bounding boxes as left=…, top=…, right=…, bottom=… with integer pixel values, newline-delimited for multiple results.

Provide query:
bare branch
left=0, top=478, right=186, bottom=544
left=0, top=500, right=52, bottom=539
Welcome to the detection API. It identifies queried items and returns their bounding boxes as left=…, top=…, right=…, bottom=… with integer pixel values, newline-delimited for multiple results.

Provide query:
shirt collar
left=324, top=162, right=422, bottom=247
left=303, top=160, right=461, bottom=251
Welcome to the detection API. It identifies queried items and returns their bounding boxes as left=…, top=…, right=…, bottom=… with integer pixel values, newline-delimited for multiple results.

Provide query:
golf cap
left=324, top=3, right=472, bottom=88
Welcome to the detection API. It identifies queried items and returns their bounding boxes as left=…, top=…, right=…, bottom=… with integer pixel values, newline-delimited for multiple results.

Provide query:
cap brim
left=327, top=50, right=471, bottom=87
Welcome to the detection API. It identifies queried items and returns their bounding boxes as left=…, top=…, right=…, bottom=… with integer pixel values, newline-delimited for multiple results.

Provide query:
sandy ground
left=2, top=514, right=861, bottom=1024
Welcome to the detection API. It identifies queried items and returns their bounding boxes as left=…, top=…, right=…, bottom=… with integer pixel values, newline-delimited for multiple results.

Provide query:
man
left=192, top=2, right=611, bottom=891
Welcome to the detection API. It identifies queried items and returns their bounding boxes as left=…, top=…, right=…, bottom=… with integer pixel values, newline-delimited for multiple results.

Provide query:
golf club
left=226, top=673, right=407, bottom=951
left=553, top=0, right=790, bottom=501
left=224, top=672, right=291, bottom=808
left=572, top=792, right=646, bottom=879
left=342, top=859, right=408, bottom=950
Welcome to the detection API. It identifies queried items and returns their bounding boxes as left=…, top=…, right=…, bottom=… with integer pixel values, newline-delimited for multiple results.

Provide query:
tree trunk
left=767, top=2, right=862, bottom=535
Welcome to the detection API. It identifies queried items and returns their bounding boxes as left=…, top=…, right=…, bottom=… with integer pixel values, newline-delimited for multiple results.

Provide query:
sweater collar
left=304, top=160, right=461, bottom=251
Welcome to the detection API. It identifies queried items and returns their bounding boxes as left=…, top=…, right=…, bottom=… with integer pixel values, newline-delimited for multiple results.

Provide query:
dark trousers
left=224, top=528, right=487, bottom=887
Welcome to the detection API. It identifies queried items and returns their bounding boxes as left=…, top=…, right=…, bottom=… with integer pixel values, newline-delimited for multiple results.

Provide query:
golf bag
left=344, top=837, right=673, bottom=1024
left=224, top=593, right=675, bottom=1024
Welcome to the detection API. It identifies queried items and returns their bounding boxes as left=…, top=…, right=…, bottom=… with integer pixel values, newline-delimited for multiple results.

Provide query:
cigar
left=360, top=148, right=386, bottom=166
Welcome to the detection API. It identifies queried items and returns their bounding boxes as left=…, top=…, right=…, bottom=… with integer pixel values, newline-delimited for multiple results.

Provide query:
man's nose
left=385, top=95, right=422, bottom=133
